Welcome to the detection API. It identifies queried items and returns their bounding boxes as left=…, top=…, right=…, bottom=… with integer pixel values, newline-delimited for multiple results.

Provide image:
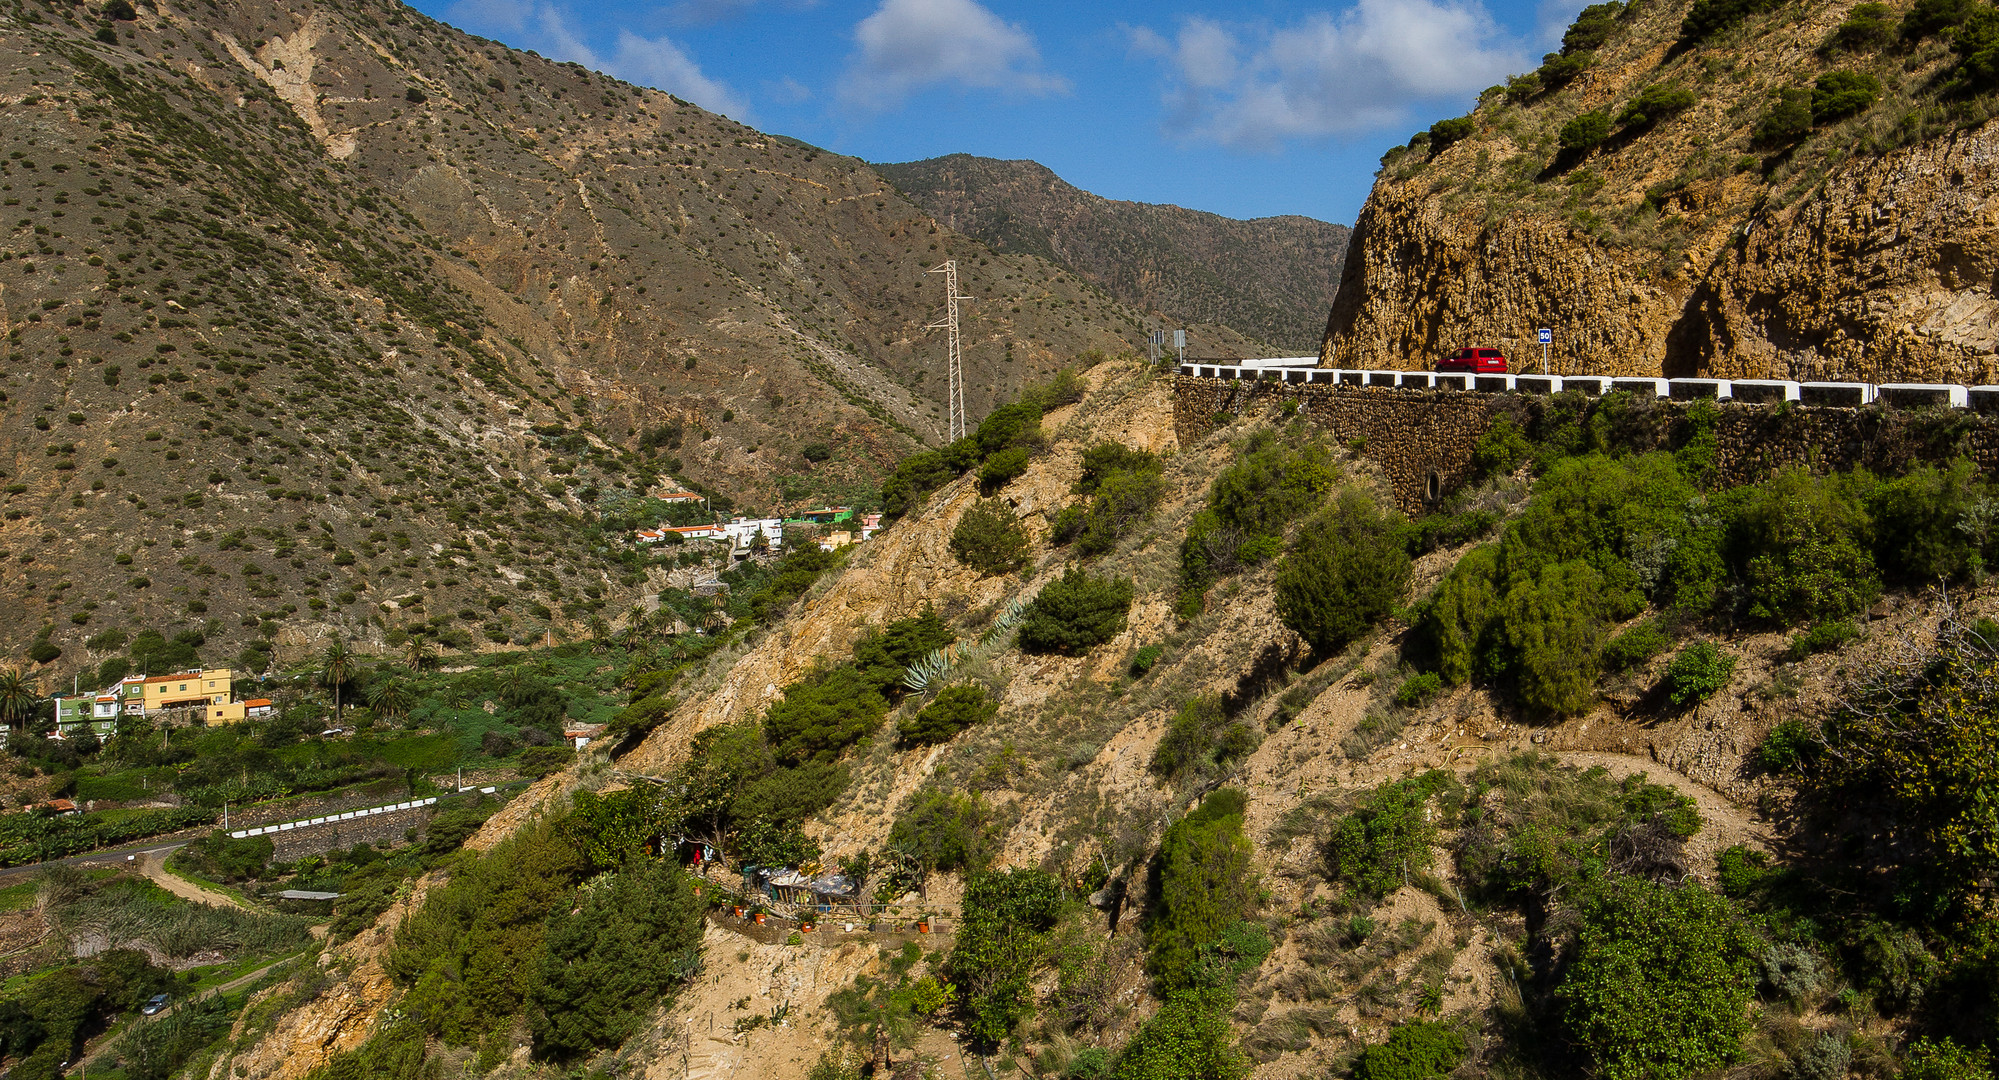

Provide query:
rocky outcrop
left=1321, top=0, right=1999, bottom=383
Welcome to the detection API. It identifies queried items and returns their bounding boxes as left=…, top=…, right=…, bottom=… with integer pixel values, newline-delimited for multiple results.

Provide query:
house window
left=178, top=684, right=187, bottom=692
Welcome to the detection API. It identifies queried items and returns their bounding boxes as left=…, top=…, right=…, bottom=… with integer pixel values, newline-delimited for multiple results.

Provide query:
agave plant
left=902, top=648, right=954, bottom=693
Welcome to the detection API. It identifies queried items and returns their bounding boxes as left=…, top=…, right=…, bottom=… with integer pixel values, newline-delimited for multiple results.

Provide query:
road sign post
left=1173, top=329, right=1186, bottom=364
left=1538, top=327, right=1552, bottom=375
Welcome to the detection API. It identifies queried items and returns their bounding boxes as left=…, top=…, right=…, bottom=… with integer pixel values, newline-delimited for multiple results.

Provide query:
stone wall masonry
left=1173, top=374, right=1999, bottom=513
left=260, top=804, right=434, bottom=861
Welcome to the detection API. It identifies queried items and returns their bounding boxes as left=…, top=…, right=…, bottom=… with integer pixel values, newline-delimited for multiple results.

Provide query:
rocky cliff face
left=1322, top=0, right=1999, bottom=383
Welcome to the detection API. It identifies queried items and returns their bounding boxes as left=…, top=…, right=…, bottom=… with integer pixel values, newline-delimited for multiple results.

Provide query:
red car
left=1438, top=347, right=1509, bottom=374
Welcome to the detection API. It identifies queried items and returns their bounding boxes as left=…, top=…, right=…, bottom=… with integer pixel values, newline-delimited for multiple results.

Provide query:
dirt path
left=139, top=851, right=249, bottom=911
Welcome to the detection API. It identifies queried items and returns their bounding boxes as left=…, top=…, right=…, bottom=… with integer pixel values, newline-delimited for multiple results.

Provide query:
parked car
left=142, top=994, right=169, bottom=1016
left=1438, top=347, right=1509, bottom=373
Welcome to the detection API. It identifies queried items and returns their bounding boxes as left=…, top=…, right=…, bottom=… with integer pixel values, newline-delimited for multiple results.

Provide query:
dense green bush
left=170, top=831, right=273, bottom=883
left=1537, top=50, right=1596, bottom=89
left=1274, top=489, right=1411, bottom=657
left=1901, top=1039, right=1995, bottom=1080
left=1664, top=640, right=1736, bottom=708
left=1827, top=2, right=1895, bottom=49
left=1394, top=671, right=1444, bottom=707
left=1953, top=4, right=1999, bottom=90
left=1616, top=85, right=1697, bottom=129
left=1737, top=469, right=1877, bottom=624
left=1787, top=619, right=1859, bottom=661
left=1458, top=754, right=1700, bottom=901
left=947, top=868, right=1064, bottom=1047
left=1754, top=88, right=1815, bottom=146
left=1019, top=568, right=1133, bottom=654
left=1179, top=430, right=1338, bottom=609
left=742, top=546, right=843, bottom=625
left=1327, top=772, right=1454, bottom=898
left=888, top=788, right=991, bottom=874
left=1682, top=0, right=1781, bottom=41
left=1352, top=1021, right=1467, bottom=1080
left=1903, top=0, right=1975, bottom=38
left=1813, top=70, right=1881, bottom=121
left=1556, top=877, right=1757, bottom=1080
left=1109, top=989, right=1249, bottom=1080
left=979, top=446, right=1032, bottom=490
left=1064, top=443, right=1166, bottom=556
left=1149, top=695, right=1259, bottom=781
left=898, top=685, right=996, bottom=747
left=881, top=399, right=1046, bottom=519
left=1559, top=110, right=1613, bottom=151
left=528, top=858, right=702, bottom=1059
left=1427, top=116, right=1475, bottom=151
left=1146, top=789, right=1255, bottom=990
left=1870, top=460, right=1990, bottom=582
left=1562, top=1, right=1626, bottom=51
left=950, top=499, right=1030, bottom=576
left=761, top=665, right=890, bottom=766
left=1602, top=618, right=1671, bottom=672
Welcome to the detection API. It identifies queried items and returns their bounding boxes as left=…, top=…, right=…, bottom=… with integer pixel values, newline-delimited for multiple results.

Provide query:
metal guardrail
left=1177, top=365, right=1995, bottom=410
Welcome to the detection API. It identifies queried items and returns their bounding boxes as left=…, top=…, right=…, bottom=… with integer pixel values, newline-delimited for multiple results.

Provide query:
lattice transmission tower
left=927, top=260, right=972, bottom=442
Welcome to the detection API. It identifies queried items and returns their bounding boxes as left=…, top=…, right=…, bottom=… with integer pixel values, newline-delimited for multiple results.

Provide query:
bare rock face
left=1319, top=0, right=1999, bottom=383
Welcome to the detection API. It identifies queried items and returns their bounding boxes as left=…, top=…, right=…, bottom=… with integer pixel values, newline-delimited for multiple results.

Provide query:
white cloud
left=1132, top=0, right=1530, bottom=149
left=837, top=0, right=1068, bottom=111
left=445, top=0, right=751, bottom=119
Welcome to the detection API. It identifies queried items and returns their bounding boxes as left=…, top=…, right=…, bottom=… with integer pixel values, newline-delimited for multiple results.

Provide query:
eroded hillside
left=258, top=365, right=1999, bottom=1080
left=0, top=0, right=1271, bottom=675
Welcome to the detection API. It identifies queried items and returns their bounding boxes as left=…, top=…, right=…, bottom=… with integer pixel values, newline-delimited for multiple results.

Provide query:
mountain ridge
left=877, top=153, right=1351, bottom=353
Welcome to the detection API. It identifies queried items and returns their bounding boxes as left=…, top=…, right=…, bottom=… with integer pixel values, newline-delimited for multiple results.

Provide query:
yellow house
left=141, top=669, right=233, bottom=714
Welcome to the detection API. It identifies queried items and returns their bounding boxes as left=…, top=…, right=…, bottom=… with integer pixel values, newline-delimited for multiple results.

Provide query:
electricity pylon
left=927, top=261, right=971, bottom=442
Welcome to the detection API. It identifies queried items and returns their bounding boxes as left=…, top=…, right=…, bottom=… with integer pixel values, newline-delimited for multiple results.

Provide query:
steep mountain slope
left=1324, top=0, right=1999, bottom=382
left=879, top=154, right=1350, bottom=353
left=0, top=0, right=1256, bottom=676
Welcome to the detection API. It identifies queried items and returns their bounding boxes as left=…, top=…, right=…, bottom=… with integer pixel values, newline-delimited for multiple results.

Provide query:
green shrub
left=979, top=446, right=1031, bottom=490
left=1562, top=2, right=1626, bottom=51
left=1682, top=0, right=1780, bottom=41
left=1785, top=620, right=1858, bottom=661
left=1560, top=110, right=1613, bottom=150
left=1149, top=696, right=1259, bottom=781
left=1074, top=466, right=1166, bottom=556
left=1602, top=619, right=1671, bottom=672
left=1812, top=70, right=1881, bottom=122
left=1715, top=845, right=1772, bottom=898
left=950, top=500, right=1029, bottom=576
left=1616, top=85, right=1697, bottom=128
left=1470, top=416, right=1532, bottom=477
left=1869, top=459, right=1988, bottom=582
left=1538, top=50, right=1596, bottom=88
left=762, top=664, right=890, bottom=765
left=1427, top=116, right=1474, bottom=151
left=1275, top=490, right=1411, bottom=657
left=1827, top=2, right=1895, bottom=49
left=1902, top=1039, right=1995, bottom=1080
left=516, top=745, right=574, bottom=778
left=898, top=685, right=996, bottom=747
left=1352, top=1021, right=1467, bottom=1080
left=1665, top=641, right=1736, bottom=708
left=170, top=831, right=273, bottom=883
left=1327, top=772, right=1453, bottom=899
left=1180, top=430, right=1338, bottom=604
left=1129, top=644, right=1164, bottom=676
left=1019, top=568, right=1133, bottom=654
left=1458, top=754, right=1701, bottom=900
left=1954, top=5, right=1999, bottom=90
left=888, top=788, right=991, bottom=873
left=1394, top=672, right=1444, bottom=708
left=1556, top=878, right=1757, bottom=1080
left=1903, top=0, right=1974, bottom=38
left=1146, top=789, right=1255, bottom=990
left=1752, top=718, right=1817, bottom=774
left=743, top=546, right=843, bottom=625
left=528, top=858, right=702, bottom=1059
left=1736, top=469, right=1877, bottom=625
left=946, top=868, right=1063, bottom=1048
left=1110, top=989, right=1249, bottom=1080
left=1753, top=88, right=1814, bottom=147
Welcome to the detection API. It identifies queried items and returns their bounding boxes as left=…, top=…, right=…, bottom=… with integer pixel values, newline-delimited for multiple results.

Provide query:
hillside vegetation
left=253, top=364, right=1999, bottom=1080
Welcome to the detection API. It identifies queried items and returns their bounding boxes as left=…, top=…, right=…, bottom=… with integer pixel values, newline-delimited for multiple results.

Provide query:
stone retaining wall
left=1173, top=375, right=1999, bottom=512
left=262, top=805, right=432, bottom=860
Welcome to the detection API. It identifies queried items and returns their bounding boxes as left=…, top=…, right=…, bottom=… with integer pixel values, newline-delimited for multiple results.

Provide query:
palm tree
left=0, top=669, right=36, bottom=734
left=366, top=673, right=414, bottom=724
left=586, top=615, right=610, bottom=654
left=404, top=634, right=435, bottom=671
left=321, top=639, right=353, bottom=727
left=621, top=604, right=650, bottom=648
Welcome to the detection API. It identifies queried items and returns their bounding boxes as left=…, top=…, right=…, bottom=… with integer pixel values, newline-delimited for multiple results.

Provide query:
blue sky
left=410, top=0, right=1587, bottom=225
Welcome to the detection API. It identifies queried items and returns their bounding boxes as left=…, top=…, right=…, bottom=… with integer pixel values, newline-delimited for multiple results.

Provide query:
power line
left=927, top=261, right=971, bottom=443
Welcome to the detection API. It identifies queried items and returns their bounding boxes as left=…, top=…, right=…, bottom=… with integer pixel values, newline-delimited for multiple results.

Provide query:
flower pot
left=800, top=922, right=815, bottom=933
left=732, top=906, right=745, bottom=919
left=916, top=919, right=931, bottom=933
left=753, top=912, right=767, bottom=925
